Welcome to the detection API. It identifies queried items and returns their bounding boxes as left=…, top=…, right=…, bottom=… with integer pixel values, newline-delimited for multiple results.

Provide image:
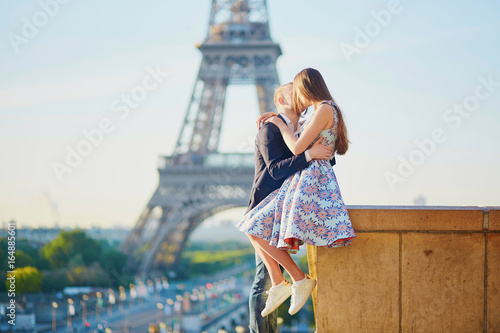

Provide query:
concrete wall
left=307, top=206, right=500, bottom=333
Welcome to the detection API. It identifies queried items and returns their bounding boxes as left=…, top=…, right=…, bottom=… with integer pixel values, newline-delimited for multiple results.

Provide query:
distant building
left=0, top=221, right=130, bottom=247
left=414, top=195, right=427, bottom=206
left=0, top=223, right=63, bottom=248
left=87, top=225, right=130, bottom=246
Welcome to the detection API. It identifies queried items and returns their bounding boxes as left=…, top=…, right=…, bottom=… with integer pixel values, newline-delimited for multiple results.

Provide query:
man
left=246, top=83, right=334, bottom=332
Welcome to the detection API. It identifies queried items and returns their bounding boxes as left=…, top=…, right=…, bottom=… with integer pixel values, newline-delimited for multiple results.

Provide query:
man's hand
left=256, top=112, right=278, bottom=129
left=308, top=138, right=333, bottom=160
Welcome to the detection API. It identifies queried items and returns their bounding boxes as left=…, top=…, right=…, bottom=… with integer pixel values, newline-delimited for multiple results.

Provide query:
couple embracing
left=236, top=68, right=356, bottom=332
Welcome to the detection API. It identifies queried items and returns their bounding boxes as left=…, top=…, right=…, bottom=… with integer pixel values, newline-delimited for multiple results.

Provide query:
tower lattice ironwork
left=122, top=0, right=282, bottom=275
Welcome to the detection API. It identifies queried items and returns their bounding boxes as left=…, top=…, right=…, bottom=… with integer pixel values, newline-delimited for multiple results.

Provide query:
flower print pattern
left=301, top=183, right=315, bottom=197
left=236, top=100, right=356, bottom=252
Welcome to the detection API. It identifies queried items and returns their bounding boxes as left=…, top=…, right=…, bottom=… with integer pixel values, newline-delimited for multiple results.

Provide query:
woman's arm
left=267, top=104, right=334, bottom=155
left=255, top=112, right=278, bottom=129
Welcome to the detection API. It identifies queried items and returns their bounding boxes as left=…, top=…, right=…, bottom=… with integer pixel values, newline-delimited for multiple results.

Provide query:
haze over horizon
left=1, top=1, right=499, bottom=228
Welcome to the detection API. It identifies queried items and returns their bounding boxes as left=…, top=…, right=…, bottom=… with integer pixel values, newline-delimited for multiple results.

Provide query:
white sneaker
left=261, top=281, right=292, bottom=317
left=289, top=274, right=316, bottom=315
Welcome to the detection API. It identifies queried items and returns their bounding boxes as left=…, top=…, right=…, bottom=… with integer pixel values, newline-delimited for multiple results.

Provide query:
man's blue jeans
left=249, top=252, right=283, bottom=333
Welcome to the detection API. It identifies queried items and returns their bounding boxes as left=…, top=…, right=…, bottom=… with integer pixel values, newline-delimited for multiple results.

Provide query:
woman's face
left=297, top=91, right=312, bottom=110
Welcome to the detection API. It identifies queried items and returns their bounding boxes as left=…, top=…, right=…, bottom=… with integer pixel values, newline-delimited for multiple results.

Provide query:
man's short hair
left=274, top=82, right=293, bottom=107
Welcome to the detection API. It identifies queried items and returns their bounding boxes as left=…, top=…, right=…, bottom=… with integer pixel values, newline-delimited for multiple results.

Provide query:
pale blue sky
left=1, top=0, right=499, bottom=228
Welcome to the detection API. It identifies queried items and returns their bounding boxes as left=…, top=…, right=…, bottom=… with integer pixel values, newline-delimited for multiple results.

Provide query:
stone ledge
left=347, top=206, right=485, bottom=231
left=487, top=207, right=500, bottom=231
left=487, top=234, right=500, bottom=332
left=308, top=207, right=499, bottom=333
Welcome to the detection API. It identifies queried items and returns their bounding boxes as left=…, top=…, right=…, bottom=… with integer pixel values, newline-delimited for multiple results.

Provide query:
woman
left=236, top=68, right=356, bottom=317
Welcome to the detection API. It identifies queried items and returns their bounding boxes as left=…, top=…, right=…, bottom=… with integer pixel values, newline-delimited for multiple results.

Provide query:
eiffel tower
left=122, top=0, right=282, bottom=275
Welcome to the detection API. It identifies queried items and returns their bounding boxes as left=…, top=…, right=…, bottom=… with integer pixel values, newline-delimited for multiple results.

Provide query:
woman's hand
left=266, top=116, right=286, bottom=130
left=256, top=112, right=278, bottom=129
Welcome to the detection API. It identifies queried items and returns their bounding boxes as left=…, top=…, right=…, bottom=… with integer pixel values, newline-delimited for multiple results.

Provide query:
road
left=35, top=264, right=254, bottom=333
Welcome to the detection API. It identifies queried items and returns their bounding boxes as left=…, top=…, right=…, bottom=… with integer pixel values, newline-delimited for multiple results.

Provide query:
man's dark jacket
left=246, top=114, right=335, bottom=213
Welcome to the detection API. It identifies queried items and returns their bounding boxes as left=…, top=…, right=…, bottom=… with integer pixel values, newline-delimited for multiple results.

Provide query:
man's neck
left=279, top=109, right=299, bottom=128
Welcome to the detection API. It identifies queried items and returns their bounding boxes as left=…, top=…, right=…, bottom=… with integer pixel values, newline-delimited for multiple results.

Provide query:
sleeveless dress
left=236, top=100, right=356, bottom=253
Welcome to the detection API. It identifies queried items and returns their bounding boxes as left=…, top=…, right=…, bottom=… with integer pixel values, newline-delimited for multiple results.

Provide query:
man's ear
left=278, top=96, right=285, bottom=105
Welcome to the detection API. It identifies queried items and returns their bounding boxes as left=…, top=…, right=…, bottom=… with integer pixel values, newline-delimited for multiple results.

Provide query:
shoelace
left=265, top=285, right=286, bottom=305
left=264, top=290, right=274, bottom=307
left=290, top=284, right=307, bottom=303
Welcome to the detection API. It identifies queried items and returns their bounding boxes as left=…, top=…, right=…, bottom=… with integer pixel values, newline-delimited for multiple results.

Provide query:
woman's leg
left=247, top=234, right=306, bottom=283
left=246, top=234, right=284, bottom=286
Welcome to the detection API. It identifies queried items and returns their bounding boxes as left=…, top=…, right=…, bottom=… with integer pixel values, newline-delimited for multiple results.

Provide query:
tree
left=41, top=268, right=71, bottom=292
left=6, top=266, right=43, bottom=293
left=42, top=229, right=101, bottom=268
left=100, top=249, right=127, bottom=274
left=16, top=250, right=35, bottom=268
left=67, top=263, right=109, bottom=286
left=17, top=239, right=51, bottom=269
left=0, top=271, right=6, bottom=292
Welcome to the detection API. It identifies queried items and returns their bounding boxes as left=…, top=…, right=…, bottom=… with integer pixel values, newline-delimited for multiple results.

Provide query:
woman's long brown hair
left=293, top=68, right=349, bottom=155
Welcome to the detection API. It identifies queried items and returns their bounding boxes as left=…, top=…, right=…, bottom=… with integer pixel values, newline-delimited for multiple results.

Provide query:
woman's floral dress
left=236, top=100, right=356, bottom=253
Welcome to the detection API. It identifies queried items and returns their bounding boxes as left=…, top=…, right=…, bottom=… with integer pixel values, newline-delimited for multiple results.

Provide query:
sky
left=1, top=0, right=499, bottom=229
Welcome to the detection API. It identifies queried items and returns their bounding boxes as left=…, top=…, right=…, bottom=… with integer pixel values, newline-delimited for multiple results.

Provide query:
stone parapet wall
left=307, top=206, right=500, bottom=333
